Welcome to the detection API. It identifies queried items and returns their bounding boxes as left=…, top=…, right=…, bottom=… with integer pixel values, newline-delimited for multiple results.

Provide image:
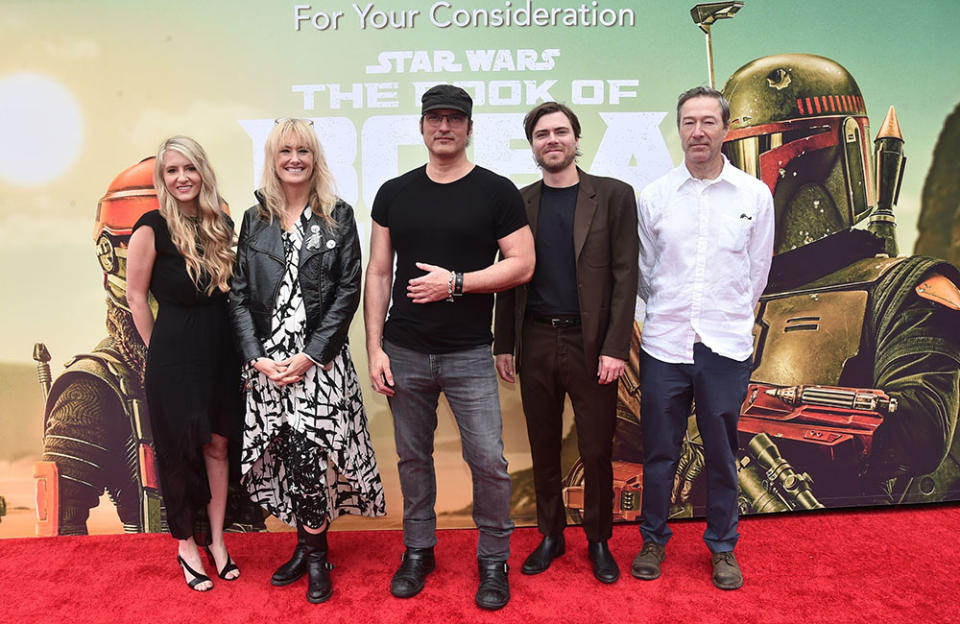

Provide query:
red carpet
left=3, top=504, right=959, bottom=624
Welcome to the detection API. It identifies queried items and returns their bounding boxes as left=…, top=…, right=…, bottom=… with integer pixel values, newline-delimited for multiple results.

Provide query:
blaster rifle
left=740, top=383, right=889, bottom=463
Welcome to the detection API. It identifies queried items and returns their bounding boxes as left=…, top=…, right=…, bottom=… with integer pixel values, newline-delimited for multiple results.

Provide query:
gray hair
left=676, top=86, right=730, bottom=127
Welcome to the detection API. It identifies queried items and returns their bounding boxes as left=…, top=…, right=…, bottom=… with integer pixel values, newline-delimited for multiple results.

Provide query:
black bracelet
left=454, top=271, right=464, bottom=296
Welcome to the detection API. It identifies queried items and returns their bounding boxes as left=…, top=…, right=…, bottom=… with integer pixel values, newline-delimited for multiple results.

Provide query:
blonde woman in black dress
left=229, top=118, right=385, bottom=604
left=127, top=137, right=241, bottom=591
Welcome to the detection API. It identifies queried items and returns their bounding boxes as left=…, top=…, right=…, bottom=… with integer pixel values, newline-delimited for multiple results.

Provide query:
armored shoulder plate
left=752, top=257, right=907, bottom=387
left=773, top=256, right=906, bottom=296
left=45, top=343, right=143, bottom=425
left=46, top=353, right=122, bottom=419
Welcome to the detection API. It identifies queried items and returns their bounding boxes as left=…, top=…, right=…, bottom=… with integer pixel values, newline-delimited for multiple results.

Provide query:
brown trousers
left=518, top=319, right=618, bottom=542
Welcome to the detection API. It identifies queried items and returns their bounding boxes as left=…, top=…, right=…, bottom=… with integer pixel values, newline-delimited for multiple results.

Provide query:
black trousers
left=638, top=343, right=750, bottom=553
left=518, top=319, right=618, bottom=542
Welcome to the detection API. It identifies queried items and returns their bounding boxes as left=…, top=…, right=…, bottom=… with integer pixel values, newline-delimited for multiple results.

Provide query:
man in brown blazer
left=494, top=102, right=638, bottom=584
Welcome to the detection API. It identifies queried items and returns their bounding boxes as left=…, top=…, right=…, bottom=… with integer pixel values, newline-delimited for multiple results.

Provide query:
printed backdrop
left=1, top=0, right=958, bottom=537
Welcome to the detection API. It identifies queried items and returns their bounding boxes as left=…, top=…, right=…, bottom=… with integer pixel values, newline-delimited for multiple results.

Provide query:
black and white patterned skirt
left=241, top=212, right=385, bottom=527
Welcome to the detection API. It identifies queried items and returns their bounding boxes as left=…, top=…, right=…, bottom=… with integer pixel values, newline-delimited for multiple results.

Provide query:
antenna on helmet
left=690, top=2, right=743, bottom=88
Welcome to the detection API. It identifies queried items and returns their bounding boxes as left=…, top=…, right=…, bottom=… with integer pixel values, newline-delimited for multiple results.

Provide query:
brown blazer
left=494, top=169, right=639, bottom=370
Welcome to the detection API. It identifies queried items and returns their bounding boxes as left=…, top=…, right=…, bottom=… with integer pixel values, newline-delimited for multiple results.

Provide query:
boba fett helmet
left=721, top=54, right=875, bottom=255
left=93, top=157, right=158, bottom=311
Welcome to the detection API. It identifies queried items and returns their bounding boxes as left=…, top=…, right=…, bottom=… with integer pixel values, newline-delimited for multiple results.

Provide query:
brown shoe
left=711, top=551, right=743, bottom=590
left=630, top=542, right=665, bottom=580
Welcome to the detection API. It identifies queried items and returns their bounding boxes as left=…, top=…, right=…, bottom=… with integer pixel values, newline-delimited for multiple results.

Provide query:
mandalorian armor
left=39, top=335, right=164, bottom=534
left=35, top=158, right=163, bottom=535
left=559, top=52, right=960, bottom=522
left=752, top=236, right=960, bottom=506
left=722, top=53, right=960, bottom=508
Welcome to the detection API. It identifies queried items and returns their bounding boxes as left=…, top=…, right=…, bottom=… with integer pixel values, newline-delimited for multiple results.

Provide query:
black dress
left=134, top=209, right=241, bottom=542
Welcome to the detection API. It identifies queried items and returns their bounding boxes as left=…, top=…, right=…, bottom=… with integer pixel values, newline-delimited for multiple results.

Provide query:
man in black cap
left=364, top=84, right=535, bottom=610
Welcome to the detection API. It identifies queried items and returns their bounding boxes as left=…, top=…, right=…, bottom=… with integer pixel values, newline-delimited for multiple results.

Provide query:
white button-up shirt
left=635, top=157, right=775, bottom=364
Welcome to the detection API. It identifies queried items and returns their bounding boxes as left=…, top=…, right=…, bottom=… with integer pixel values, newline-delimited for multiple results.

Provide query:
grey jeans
left=384, top=340, right=513, bottom=560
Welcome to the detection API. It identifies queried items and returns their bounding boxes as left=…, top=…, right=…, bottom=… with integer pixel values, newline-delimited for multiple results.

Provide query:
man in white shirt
left=630, top=86, right=774, bottom=590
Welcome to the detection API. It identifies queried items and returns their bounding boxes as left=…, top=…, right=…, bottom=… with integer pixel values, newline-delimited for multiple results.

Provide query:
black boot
left=304, top=530, right=334, bottom=604
left=588, top=541, right=620, bottom=584
left=390, top=547, right=436, bottom=598
left=521, top=534, right=565, bottom=575
left=476, top=559, right=510, bottom=610
left=271, top=524, right=309, bottom=586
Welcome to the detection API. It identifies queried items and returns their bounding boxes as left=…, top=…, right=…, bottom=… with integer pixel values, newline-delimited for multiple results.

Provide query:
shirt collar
left=674, top=155, right=733, bottom=191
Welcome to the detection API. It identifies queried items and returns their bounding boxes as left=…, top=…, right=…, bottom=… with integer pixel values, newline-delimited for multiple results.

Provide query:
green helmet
left=721, top=54, right=875, bottom=255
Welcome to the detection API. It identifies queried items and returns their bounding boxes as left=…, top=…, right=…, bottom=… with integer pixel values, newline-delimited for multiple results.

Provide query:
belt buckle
left=550, top=317, right=569, bottom=328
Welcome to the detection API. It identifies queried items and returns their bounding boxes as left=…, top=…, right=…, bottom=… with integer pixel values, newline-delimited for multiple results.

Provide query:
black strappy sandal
left=205, top=546, right=240, bottom=581
left=177, top=555, right=213, bottom=591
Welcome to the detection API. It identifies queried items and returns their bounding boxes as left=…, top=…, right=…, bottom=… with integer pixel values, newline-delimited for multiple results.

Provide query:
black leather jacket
left=228, top=195, right=361, bottom=365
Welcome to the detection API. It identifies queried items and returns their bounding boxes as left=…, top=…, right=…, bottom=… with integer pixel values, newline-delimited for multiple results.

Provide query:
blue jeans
left=639, top=343, right=750, bottom=553
left=384, top=340, right=513, bottom=560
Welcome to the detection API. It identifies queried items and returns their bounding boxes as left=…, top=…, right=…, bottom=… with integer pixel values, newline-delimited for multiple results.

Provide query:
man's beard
left=535, top=150, right=576, bottom=173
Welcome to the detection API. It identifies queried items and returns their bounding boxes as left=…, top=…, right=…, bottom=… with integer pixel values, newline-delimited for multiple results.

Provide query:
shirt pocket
left=716, top=211, right=751, bottom=252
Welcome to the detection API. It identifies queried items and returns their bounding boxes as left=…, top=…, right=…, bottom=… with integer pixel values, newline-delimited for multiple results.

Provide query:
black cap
left=421, top=84, right=472, bottom=118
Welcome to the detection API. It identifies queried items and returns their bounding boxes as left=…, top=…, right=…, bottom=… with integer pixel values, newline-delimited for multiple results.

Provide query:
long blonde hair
left=259, top=118, right=337, bottom=226
left=153, top=136, right=236, bottom=295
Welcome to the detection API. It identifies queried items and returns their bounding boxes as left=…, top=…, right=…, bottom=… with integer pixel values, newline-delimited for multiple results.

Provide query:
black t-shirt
left=526, top=183, right=580, bottom=316
left=371, top=165, right=527, bottom=353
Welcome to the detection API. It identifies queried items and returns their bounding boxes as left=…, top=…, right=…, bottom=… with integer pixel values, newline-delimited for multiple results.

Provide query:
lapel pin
left=306, top=224, right=322, bottom=250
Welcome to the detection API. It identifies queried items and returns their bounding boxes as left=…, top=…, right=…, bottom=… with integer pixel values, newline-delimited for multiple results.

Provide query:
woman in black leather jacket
left=228, top=118, right=385, bottom=604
